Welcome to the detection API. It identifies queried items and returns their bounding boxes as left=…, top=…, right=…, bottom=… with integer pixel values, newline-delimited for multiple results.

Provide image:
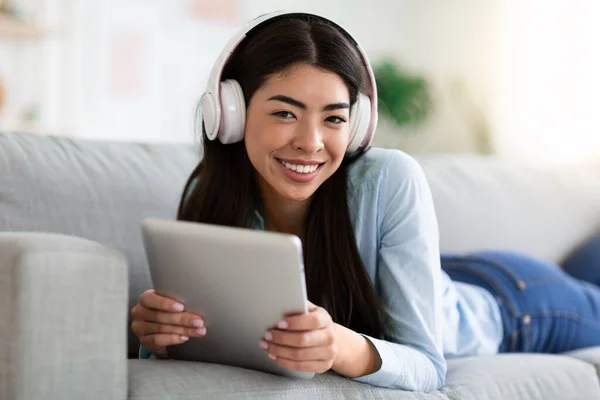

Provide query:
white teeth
left=280, top=160, right=319, bottom=174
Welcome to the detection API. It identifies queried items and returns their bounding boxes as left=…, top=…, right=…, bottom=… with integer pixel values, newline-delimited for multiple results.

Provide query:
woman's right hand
left=131, top=289, right=206, bottom=358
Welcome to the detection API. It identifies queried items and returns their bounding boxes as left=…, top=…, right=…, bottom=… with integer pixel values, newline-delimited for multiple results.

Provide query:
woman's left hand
left=260, top=301, right=338, bottom=374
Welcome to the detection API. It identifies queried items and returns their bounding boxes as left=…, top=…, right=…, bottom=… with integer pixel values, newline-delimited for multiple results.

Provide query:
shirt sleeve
left=350, top=151, right=447, bottom=392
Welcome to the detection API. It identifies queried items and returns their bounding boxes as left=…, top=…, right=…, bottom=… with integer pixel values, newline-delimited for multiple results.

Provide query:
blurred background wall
left=0, top=0, right=598, bottom=164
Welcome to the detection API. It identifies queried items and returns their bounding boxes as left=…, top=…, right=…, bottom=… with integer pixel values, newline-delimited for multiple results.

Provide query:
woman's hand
left=259, top=301, right=338, bottom=374
left=131, top=289, right=206, bottom=358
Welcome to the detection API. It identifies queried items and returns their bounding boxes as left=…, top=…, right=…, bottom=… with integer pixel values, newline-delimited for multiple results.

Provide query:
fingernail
left=172, top=303, right=184, bottom=312
left=264, top=331, right=273, bottom=341
left=268, top=354, right=277, bottom=360
left=277, top=320, right=288, bottom=329
left=196, top=328, right=207, bottom=336
left=180, top=336, right=189, bottom=341
left=259, top=340, right=268, bottom=350
left=191, top=319, right=204, bottom=328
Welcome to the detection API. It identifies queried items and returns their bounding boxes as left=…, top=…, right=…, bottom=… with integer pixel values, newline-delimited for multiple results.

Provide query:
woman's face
left=244, top=63, right=351, bottom=204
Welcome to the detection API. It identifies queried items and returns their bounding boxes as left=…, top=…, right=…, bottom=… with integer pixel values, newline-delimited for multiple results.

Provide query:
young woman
left=130, top=11, right=600, bottom=392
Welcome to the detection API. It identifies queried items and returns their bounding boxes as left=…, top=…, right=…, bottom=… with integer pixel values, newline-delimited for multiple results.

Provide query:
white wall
left=1, top=0, right=599, bottom=164
left=1, top=0, right=500, bottom=146
left=488, top=1, right=600, bottom=164
left=70, top=0, right=503, bottom=149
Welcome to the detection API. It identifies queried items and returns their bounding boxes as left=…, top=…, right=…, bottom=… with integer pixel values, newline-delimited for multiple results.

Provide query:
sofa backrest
left=0, top=132, right=199, bottom=357
left=420, top=155, right=600, bottom=264
left=2, top=131, right=599, bottom=357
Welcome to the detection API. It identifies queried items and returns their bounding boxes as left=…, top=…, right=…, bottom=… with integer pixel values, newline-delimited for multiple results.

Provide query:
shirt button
left=517, top=280, right=527, bottom=290
left=523, top=315, right=532, bottom=325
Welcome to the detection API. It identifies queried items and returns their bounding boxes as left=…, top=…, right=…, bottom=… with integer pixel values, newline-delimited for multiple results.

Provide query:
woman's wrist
left=332, top=323, right=381, bottom=378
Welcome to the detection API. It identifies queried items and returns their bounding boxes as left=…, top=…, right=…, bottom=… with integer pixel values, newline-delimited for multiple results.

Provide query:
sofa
left=1, top=131, right=599, bottom=400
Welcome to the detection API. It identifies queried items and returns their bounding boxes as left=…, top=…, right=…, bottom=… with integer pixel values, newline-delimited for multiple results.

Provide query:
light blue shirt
left=326, top=148, right=502, bottom=390
left=140, top=147, right=504, bottom=392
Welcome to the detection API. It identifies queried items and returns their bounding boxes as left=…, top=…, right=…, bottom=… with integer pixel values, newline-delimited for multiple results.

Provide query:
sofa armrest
left=0, top=233, right=128, bottom=400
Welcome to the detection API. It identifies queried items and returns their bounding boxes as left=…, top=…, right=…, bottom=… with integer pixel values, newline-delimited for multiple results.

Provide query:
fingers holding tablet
left=138, top=289, right=184, bottom=312
left=131, top=289, right=206, bottom=358
left=259, top=303, right=338, bottom=374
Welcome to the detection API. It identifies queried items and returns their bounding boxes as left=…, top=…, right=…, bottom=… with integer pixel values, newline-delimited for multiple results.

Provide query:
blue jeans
left=442, top=250, right=600, bottom=354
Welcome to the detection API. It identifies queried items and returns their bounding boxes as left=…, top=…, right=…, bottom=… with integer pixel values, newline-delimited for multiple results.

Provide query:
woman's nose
left=292, top=121, right=324, bottom=153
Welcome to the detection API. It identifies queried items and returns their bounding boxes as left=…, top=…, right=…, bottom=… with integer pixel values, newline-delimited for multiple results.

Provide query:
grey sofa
left=1, top=131, right=599, bottom=400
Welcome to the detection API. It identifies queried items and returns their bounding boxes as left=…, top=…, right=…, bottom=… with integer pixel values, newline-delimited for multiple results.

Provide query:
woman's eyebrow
left=267, top=95, right=350, bottom=111
left=267, top=95, right=306, bottom=109
left=322, top=102, right=350, bottom=111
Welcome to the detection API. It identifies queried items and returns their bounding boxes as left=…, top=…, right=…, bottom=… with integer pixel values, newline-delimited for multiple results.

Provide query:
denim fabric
left=562, top=234, right=600, bottom=286
left=442, top=250, right=600, bottom=354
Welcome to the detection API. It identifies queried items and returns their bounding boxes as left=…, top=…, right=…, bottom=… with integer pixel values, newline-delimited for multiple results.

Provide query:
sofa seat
left=128, top=353, right=600, bottom=400
left=564, top=346, right=600, bottom=376
left=442, top=353, right=600, bottom=400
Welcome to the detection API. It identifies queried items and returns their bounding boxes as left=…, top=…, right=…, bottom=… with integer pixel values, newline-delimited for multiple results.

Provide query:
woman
left=130, top=12, right=600, bottom=392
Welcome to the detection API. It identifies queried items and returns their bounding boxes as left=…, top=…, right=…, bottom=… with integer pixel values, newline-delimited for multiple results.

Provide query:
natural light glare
left=490, top=1, right=600, bottom=164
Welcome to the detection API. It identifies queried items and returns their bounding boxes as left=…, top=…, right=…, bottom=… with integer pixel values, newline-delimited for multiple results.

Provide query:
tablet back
left=142, top=218, right=314, bottom=379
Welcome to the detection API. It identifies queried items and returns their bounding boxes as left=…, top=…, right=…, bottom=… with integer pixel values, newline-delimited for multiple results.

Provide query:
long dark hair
left=178, top=15, right=390, bottom=338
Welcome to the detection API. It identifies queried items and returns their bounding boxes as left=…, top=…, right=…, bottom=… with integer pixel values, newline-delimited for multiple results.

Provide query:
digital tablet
left=141, top=218, right=314, bottom=379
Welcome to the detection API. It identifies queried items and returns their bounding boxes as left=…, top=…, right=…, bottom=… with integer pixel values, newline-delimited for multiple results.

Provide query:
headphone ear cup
left=347, top=92, right=372, bottom=153
left=201, top=91, right=219, bottom=140
left=218, top=79, right=246, bottom=144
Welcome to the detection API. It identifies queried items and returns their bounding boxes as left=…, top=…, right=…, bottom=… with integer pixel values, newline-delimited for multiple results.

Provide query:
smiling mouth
left=276, top=158, right=325, bottom=174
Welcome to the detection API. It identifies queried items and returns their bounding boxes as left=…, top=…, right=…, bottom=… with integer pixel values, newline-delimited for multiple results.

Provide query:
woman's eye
left=272, top=111, right=295, bottom=120
left=326, top=116, right=347, bottom=124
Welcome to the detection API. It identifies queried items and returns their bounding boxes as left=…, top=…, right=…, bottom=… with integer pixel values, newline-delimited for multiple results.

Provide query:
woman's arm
left=331, top=323, right=381, bottom=377
left=348, top=151, right=447, bottom=392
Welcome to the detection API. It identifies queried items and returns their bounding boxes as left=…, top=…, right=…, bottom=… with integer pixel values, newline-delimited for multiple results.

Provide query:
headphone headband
left=203, top=10, right=378, bottom=151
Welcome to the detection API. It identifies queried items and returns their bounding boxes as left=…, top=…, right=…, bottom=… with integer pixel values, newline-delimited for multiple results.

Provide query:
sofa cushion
left=0, top=132, right=199, bottom=357
left=128, top=360, right=449, bottom=400
left=562, top=233, right=600, bottom=285
left=128, top=353, right=600, bottom=400
left=418, top=155, right=600, bottom=264
left=441, top=354, right=600, bottom=400
left=563, top=346, right=600, bottom=376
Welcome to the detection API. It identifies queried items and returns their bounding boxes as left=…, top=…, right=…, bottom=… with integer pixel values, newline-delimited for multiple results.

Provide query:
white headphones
left=201, top=10, right=378, bottom=153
